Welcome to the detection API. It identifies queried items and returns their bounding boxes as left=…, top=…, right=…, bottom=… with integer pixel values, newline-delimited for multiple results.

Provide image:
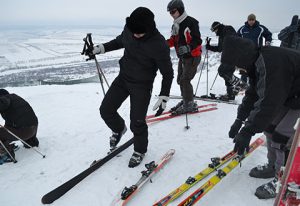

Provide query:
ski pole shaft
left=0, top=140, right=17, bottom=163
left=194, top=50, right=208, bottom=96
left=0, top=125, right=45, bottom=158
left=185, top=113, right=190, bottom=129
left=210, top=72, right=219, bottom=90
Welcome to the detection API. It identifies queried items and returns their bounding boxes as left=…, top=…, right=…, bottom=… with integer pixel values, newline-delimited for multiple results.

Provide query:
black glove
left=233, top=128, right=253, bottom=155
left=178, top=45, right=190, bottom=56
left=228, top=119, right=243, bottom=139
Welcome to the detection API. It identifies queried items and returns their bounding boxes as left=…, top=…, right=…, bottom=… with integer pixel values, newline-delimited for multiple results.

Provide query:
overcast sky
left=1, top=0, right=299, bottom=31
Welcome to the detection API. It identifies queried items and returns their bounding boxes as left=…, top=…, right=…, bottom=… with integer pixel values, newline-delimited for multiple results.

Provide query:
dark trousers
left=218, top=63, right=236, bottom=90
left=264, top=106, right=300, bottom=173
left=100, top=76, right=152, bottom=154
left=0, top=125, right=37, bottom=154
left=177, top=56, right=201, bottom=102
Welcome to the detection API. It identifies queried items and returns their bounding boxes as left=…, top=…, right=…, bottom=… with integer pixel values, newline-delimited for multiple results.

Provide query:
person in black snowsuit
left=166, top=0, right=202, bottom=114
left=222, top=36, right=300, bottom=199
left=206, top=22, right=246, bottom=101
left=92, top=7, right=174, bottom=168
left=278, top=15, right=300, bottom=51
left=0, top=89, right=39, bottom=164
left=237, top=13, right=272, bottom=83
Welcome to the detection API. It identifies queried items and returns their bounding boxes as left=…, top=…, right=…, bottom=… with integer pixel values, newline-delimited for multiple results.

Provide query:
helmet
left=167, top=0, right=184, bottom=14
left=210, top=21, right=221, bottom=32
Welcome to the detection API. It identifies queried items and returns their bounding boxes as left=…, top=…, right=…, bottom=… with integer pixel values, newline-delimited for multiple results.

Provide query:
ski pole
left=185, top=113, right=190, bottom=130
left=210, top=72, right=219, bottom=90
left=0, top=125, right=46, bottom=158
left=0, top=140, right=17, bottom=163
left=194, top=49, right=208, bottom=96
left=206, top=50, right=209, bottom=96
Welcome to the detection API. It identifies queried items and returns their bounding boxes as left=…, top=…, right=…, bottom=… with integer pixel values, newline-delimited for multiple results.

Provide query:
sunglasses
left=169, top=9, right=177, bottom=15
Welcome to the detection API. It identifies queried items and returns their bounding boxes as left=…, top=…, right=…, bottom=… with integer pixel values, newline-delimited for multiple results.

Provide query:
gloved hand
left=265, top=41, right=271, bottom=46
left=206, top=44, right=212, bottom=50
left=153, top=96, right=169, bottom=116
left=228, top=119, right=243, bottom=139
left=233, top=128, right=254, bottom=155
left=178, top=45, right=190, bottom=56
left=93, top=44, right=105, bottom=55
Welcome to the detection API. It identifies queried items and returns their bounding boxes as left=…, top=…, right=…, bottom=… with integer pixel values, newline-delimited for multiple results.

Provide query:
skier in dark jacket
left=206, top=22, right=246, bottom=100
left=166, top=0, right=202, bottom=114
left=92, top=7, right=174, bottom=168
left=237, top=14, right=272, bottom=84
left=0, top=89, right=39, bottom=164
left=237, top=14, right=272, bottom=47
left=222, top=36, right=300, bottom=199
left=278, top=15, right=300, bottom=51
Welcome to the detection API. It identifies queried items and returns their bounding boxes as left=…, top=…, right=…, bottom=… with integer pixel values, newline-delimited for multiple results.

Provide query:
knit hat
left=210, top=21, right=221, bottom=32
left=126, top=7, right=156, bottom=34
left=0, top=89, right=9, bottom=96
left=248, top=14, right=256, bottom=21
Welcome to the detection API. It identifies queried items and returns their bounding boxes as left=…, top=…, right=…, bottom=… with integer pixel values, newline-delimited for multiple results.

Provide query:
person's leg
left=180, top=56, right=201, bottom=102
left=100, top=76, right=129, bottom=134
left=218, top=64, right=237, bottom=100
left=127, top=83, right=152, bottom=168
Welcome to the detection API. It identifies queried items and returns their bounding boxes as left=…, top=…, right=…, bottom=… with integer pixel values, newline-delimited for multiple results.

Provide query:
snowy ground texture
left=1, top=69, right=275, bottom=206
left=0, top=30, right=281, bottom=206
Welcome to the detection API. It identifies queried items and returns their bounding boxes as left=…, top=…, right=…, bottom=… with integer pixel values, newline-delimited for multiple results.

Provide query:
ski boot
left=172, top=101, right=198, bottom=115
left=110, top=126, right=127, bottom=151
left=23, top=136, right=39, bottom=148
left=128, top=151, right=145, bottom=168
left=249, top=163, right=276, bottom=179
left=170, top=100, right=183, bottom=112
left=255, top=177, right=277, bottom=199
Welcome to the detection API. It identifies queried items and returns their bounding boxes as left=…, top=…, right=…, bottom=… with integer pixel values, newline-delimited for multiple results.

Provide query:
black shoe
left=110, top=126, right=127, bottom=149
left=0, top=144, right=15, bottom=164
left=172, top=101, right=198, bottom=115
left=249, top=163, right=276, bottom=179
left=219, top=94, right=235, bottom=101
left=23, top=136, right=39, bottom=149
left=128, top=151, right=145, bottom=168
left=255, top=178, right=277, bottom=199
left=170, top=100, right=184, bottom=112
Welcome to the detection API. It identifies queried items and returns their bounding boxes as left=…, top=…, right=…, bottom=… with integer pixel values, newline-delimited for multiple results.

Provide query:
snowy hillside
left=0, top=27, right=282, bottom=206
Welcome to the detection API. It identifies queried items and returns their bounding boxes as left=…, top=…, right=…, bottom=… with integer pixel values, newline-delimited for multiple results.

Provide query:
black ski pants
left=218, top=63, right=236, bottom=93
left=177, top=56, right=201, bottom=102
left=100, top=75, right=152, bottom=154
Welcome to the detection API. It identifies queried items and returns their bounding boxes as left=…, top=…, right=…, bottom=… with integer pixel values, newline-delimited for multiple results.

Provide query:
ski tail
left=178, top=137, right=264, bottom=206
left=41, top=138, right=134, bottom=204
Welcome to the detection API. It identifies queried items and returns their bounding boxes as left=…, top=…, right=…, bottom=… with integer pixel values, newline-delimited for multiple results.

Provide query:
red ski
left=146, top=104, right=217, bottom=124
left=274, top=118, right=300, bottom=206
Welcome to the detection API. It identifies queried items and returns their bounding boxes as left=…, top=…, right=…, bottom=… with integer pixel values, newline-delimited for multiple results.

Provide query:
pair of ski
left=146, top=103, right=218, bottom=124
left=111, top=149, right=176, bottom=206
left=154, top=137, right=264, bottom=206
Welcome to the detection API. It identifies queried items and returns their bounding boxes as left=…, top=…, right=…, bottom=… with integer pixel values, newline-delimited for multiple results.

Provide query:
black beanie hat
left=126, top=7, right=156, bottom=34
left=0, top=89, right=9, bottom=96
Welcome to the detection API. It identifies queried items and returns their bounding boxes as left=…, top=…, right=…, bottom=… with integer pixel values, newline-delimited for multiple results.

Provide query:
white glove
left=265, top=41, right=271, bottom=46
left=93, top=44, right=105, bottom=55
left=153, top=96, right=169, bottom=111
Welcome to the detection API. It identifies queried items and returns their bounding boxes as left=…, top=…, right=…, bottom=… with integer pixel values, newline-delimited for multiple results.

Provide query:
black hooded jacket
left=0, top=94, right=38, bottom=128
left=209, top=24, right=237, bottom=52
left=221, top=36, right=300, bottom=134
left=103, top=26, right=174, bottom=96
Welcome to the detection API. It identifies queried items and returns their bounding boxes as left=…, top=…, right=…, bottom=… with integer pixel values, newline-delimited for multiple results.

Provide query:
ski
left=274, top=118, right=300, bottom=206
left=178, top=137, right=264, bottom=206
left=153, top=150, right=237, bottom=206
left=41, top=137, right=134, bottom=204
left=146, top=103, right=217, bottom=120
left=111, top=149, right=175, bottom=206
left=147, top=104, right=218, bottom=124
left=168, top=94, right=240, bottom=105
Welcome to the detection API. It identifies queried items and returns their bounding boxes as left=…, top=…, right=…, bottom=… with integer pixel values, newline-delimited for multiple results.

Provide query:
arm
left=278, top=26, right=290, bottom=41
left=261, top=25, right=272, bottom=44
left=103, top=31, right=124, bottom=52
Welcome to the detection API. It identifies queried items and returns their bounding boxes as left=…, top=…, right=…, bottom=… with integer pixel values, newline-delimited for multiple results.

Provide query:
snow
left=0, top=28, right=281, bottom=206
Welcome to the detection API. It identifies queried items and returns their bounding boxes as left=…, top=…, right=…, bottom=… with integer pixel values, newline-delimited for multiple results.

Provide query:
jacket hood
left=221, top=36, right=259, bottom=71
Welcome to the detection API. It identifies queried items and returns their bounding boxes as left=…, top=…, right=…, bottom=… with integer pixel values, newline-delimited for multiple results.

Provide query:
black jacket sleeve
left=0, top=96, right=10, bottom=112
left=103, top=31, right=124, bottom=52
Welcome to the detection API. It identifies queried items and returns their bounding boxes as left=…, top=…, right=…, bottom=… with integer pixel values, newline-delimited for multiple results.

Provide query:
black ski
left=41, top=137, right=134, bottom=204
left=168, top=94, right=240, bottom=105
